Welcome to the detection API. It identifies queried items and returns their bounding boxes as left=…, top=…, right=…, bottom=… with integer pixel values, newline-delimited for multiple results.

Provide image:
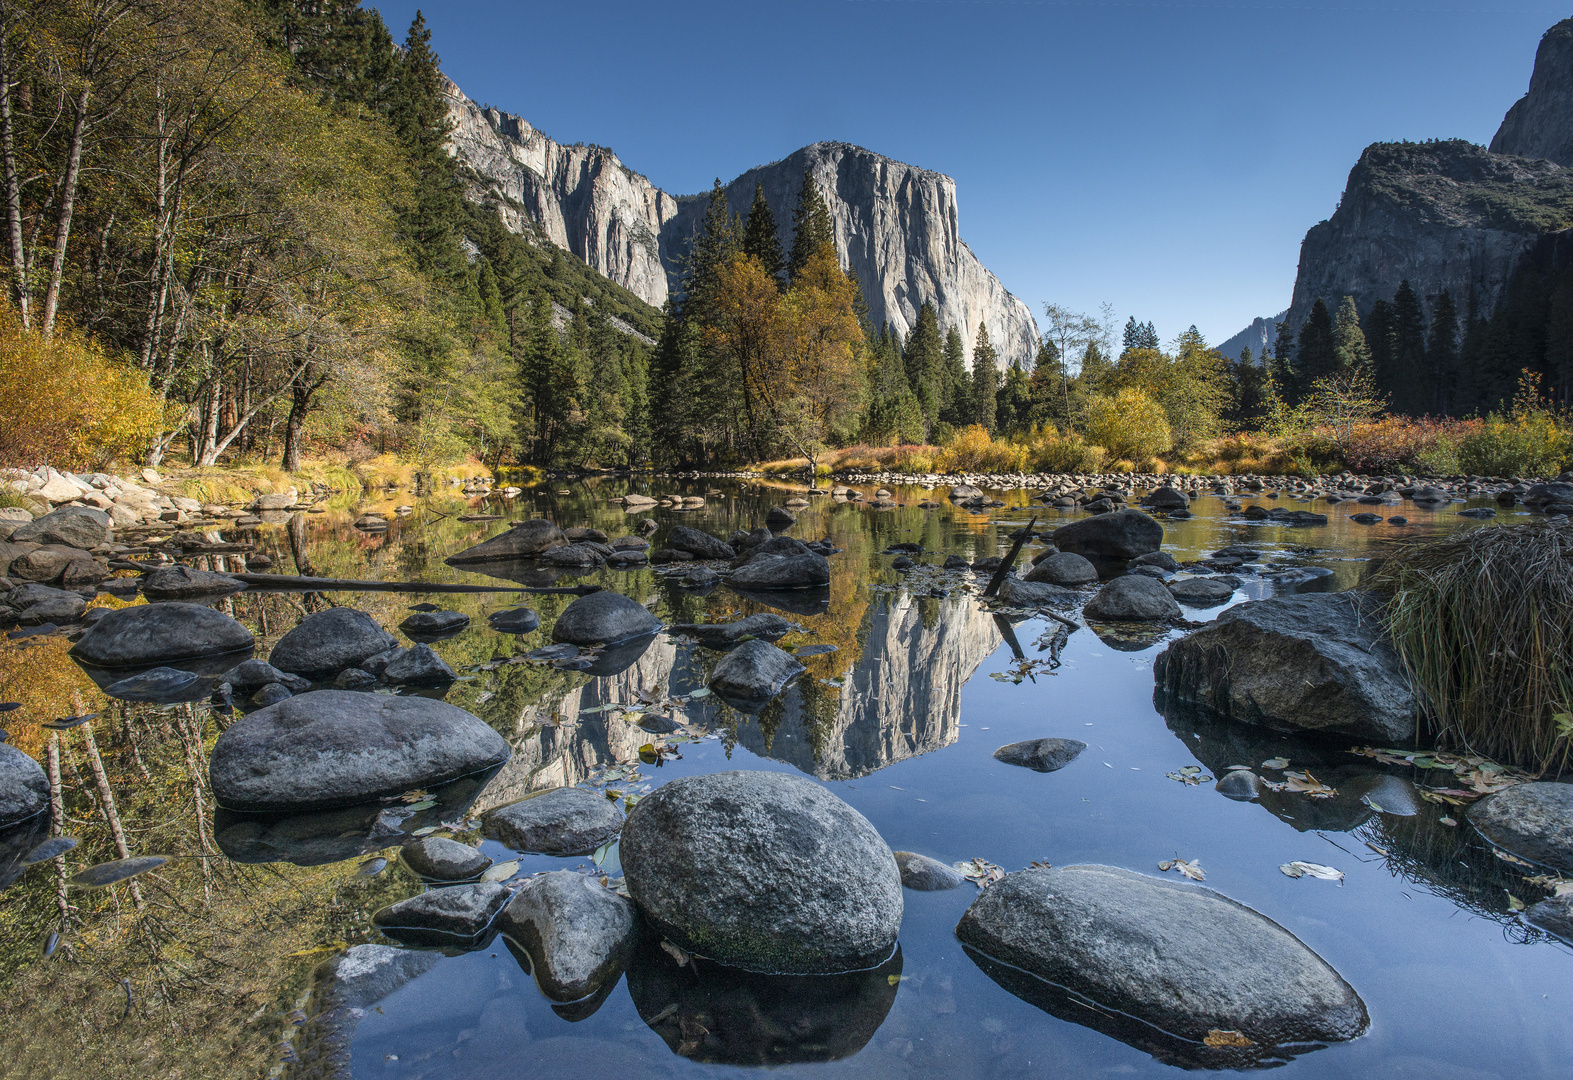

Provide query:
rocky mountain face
left=1285, top=18, right=1573, bottom=335
left=445, top=82, right=1039, bottom=368
left=1218, top=312, right=1284, bottom=362
left=1491, top=18, right=1573, bottom=166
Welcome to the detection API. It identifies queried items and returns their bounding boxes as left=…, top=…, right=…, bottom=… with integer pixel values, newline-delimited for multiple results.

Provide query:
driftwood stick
left=229, top=573, right=600, bottom=595
left=984, top=515, right=1038, bottom=598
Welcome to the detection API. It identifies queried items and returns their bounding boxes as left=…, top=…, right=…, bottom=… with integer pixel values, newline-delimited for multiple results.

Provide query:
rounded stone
left=551, top=591, right=661, bottom=646
left=1024, top=551, right=1098, bottom=587
left=141, top=565, right=245, bottom=601
left=993, top=738, right=1087, bottom=773
left=1168, top=576, right=1236, bottom=606
left=894, top=851, right=965, bottom=890
left=1084, top=575, right=1182, bottom=621
left=208, top=691, right=510, bottom=813
left=69, top=602, right=254, bottom=669
left=482, top=786, right=624, bottom=855
left=447, top=519, right=567, bottom=563
left=268, top=608, right=398, bottom=679
left=371, top=881, right=510, bottom=945
left=620, top=770, right=903, bottom=974
left=1468, top=782, right=1573, bottom=873
left=0, top=743, right=49, bottom=826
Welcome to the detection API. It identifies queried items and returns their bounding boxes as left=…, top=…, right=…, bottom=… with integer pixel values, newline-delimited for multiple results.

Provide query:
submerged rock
left=482, top=786, right=624, bottom=855
left=1168, top=576, right=1236, bottom=606
left=70, top=602, right=253, bottom=668
left=1052, top=509, right=1163, bottom=560
left=401, top=835, right=491, bottom=881
left=497, top=871, right=638, bottom=1001
left=382, top=643, right=456, bottom=686
left=894, top=851, right=966, bottom=890
left=221, top=658, right=309, bottom=694
left=707, top=639, right=805, bottom=711
left=141, top=565, right=245, bottom=601
left=619, top=770, right=902, bottom=973
left=0, top=743, right=49, bottom=826
left=1468, top=783, right=1573, bottom=873
left=486, top=607, right=540, bottom=634
left=371, top=881, right=510, bottom=945
left=997, top=576, right=1078, bottom=608
left=551, top=590, right=661, bottom=646
left=5, top=583, right=88, bottom=625
left=103, top=666, right=210, bottom=704
left=398, top=610, right=469, bottom=635
left=1024, top=551, right=1098, bottom=586
left=993, top=738, right=1087, bottom=773
left=447, top=519, right=567, bottom=563
left=665, top=526, right=734, bottom=560
left=666, top=612, right=798, bottom=649
left=208, top=691, right=510, bottom=813
left=1527, top=894, right=1573, bottom=942
left=956, top=865, right=1368, bottom=1065
left=726, top=551, right=831, bottom=590
left=1153, top=591, right=1416, bottom=743
left=268, top=608, right=398, bottom=679
left=304, top=943, right=442, bottom=1058
left=1084, top=575, right=1181, bottom=621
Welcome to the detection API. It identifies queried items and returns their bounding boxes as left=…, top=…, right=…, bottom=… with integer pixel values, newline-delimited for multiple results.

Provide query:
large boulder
left=141, top=564, right=245, bottom=601
left=6, top=582, right=88, bottom=625
left=7, top=545, right=96, bottom=584
left=619, top=770, right=902, bottom=973
left=726, top=552, right=831, bottom=590
left=707, top=639, right=805, bottom=711
left=268, top=608, right=398, bottom=679
left=446, top=519, right=567, bottom=563
left=997, top=576, right=1077, bottom=608
left=1523, top=482, right=1573, bottom=508
left=1142, top=485, right=1189, bottom=510
left=665, top=526, right=734, bottom=560
left=1168, top=576, right=1235, bottom=606
left=382, top=643, right=456, bottom=686
left=401, top=835, right=491, bottom=881
left=496, top=871, right=639, bottom=1001
left=1467, top=783, right=1573, bottom=873
left=1153, top=591, right=1416, bottom=742
left=1052, top=509, right=1163, bottom=560
left=482, top=786, right=624, bottom=855
left=208, top=691, right=510, bottom=813
left=1084, top=575, right=1181, bottom=621
left=10, top=505, right=110, bottom=549
left=956, top=865, right=1368, bottom=1065
left=1024, top=551, right=1098, bottom=586
left=371, top=881, right=510, bottom=945
left=993, top=738, right=1086, bottom=772
left=70, top=602, right=253, bottom=668
left=551, top=590, right=660, bottom=646
left=0, top=744, right=49, bottom=826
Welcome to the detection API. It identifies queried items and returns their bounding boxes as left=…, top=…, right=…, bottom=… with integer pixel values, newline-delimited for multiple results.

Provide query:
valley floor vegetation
left=1, top=0, right=1571, bottom=484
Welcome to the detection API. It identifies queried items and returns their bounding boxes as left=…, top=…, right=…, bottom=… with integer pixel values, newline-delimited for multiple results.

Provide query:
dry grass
left=1369, top=521, right=1573, bottom=773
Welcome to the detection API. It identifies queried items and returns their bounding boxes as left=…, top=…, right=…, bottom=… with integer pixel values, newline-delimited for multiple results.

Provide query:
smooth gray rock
left=5, top=582, right=87, bottom=625
left=253, top=685, right=294, bottom=711
left=1052, top=509, right=1163, bottom=560
left=993, top=738, right=1087, bottom=773
left=1130, top=551, right=1180, bottom=571
left=726, top=551, right=831, bottom=590
left=10, top=505, right=110, bottom=548
left=497, top=871, right=639, bottom=1001
left=382, top=643, right=456, bottom=686
left=665, top=526, right=734, bottom=560
left=7, top=545, right=95, bottom=584
left=402, top=835, right=492, bottom=880
left=141, top=564, right=245, bottom=601
left=540, top=542, right=607, bottom=567
left=313, top=943, right=440, bottom=1012
left=486, top=607, right=540, bottom=633
left=71, top=602, right=253, bottom=667
left=1468, top=783, right=1573, bottom=873
left=208, top=691, right=510, bottom=813
left=997, top=576, right=1077, bottom=608
left=221, top=658, right=309, bottom=693
left=1024, top=551, right=1097, bottom=586
left=1168, top=576, right=1236, bottom=605
left=268, top=608, right=398, bottom=679
left=678, top=565, right=720, bottom=588
left=563, top=526, right=609, bottom=543
left=447, top=519, right=567, bottom=563
left=398, top=610, right=469, bottom=634
left=732, top=536, right=810, bottom=568
left=482, top=786, right=624, bottom=855
left=1153, top=591, right=1416, bottom=743
left=668, top=612, right=798, bottom=649
left=956, top=865, right=1368, bottom=1057
left=893, top=851, right=965, bottom=891
left=1142, top=486, right=1189, bottom=510
left=1527, top=894, right=1573, bottom=942
left=0, top=744, right=49, bottom=826
left=371, top=881, right=510, bottom=945
left=359, top=647, right=403, bottom=676
left=103, top=666, right=207, bottom=704
left=333, top=667, right=378, bottom=690
left=764, top=506, right=797, bottom=529
left=707, top=639, right=805, bottom=710
left=1216, top=769, right=1262, bottom=800
left=551, top=590, right=661, bottom=646
left=620, top=770, right=902, bottom=973
left=1085, top=575, right=1182, bottom=621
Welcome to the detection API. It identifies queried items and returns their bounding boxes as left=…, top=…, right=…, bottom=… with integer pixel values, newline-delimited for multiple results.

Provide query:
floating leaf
left=1173, top=858, right=1204, bottom=881
left=481, top=860, right=520, bottom=883
left=661, top=940, right=692, bottom=967
left=686, top=688, right=712, bottom=699
left=1166, top=767, right=1212, bottom=786
left=22, top=836, right=79, bottom=864
left=356, top=857, right=387, bottom=877
left=1280, top=861, right=1343, bottom=882
left=1439, top=815, right=1458, bottom=827
left=411, top=826, right=438, bottom=836
left=954, top=858, right=1006, bottom=888
left=69, top=856, right=167, bottom=888
left=1260, top=757, right=1289, bottom=771
left=591, top=839, right=617, bottom=867
left=793, top=644, right=838, bottom=658
left=1204, top=1029, right=1255, bottom=1048
left=403, top=799, right=436, bottom=812
left=41, top=931, right=59, bottom=959
left=41, top=713, right=100, bottom=730
left=0, top=703, right=21, bottom=712
left=1507, top=892, right=1526, bottom=912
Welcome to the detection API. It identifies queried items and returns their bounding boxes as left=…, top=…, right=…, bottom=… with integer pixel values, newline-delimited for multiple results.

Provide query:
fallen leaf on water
left=1159, top=857, right=1204, bottom=881
left=1260, top=757, right=1289, bottom=771
left=1204, top=1029, right=1255, bottom=1048
left=403, top=799, right=436, bottom=812
left=1507, top=892, right=1526, bottom=912
left=661, top=940, right=691, bottom=967
left=591, top=840, right=617, bottom=867
left=69, top=856, right=168, bottom=888
left=356, top=857, right=387, bottom=877
left=686, top=688, right=712, bottom=699
left=1166, top=766, right=1212, bottom=786
left=1493, top=848, right=1534, bottom=867
left=1264, top=770, right=1337, bottom=798
left=1439, top=815, right=1458, bottom=827
left=1365, top=842, right=1390, bottom=857
left=22, top=836, right=79, bottom=864
left=954, top=858, right=1006, bottom=888
left=481, top=860, right=520, bottom=883
left=1280, top=861, right=1343, bottom=882
left=410, top=826, right=438, bottom=836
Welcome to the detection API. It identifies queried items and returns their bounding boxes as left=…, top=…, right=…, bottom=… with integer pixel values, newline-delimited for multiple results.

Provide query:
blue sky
left=373, top=1, right=1565, bottom=347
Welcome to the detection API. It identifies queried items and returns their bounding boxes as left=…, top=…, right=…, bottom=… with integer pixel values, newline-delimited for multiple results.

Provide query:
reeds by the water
left=1368, top=521, right=1573, bottom=774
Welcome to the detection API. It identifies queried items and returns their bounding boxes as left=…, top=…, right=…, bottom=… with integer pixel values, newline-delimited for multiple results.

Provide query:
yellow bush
left=1015, top=426, right=1108, bottom=473
left=0, top=307, right=165, bottom=469
left=1083, top=388, right=1172, bottom=462
left=934, top=426, right=1028, bottom=474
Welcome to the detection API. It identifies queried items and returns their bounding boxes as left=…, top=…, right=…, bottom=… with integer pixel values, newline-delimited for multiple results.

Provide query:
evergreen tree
left=1271, top=319, right=1295, bottom=385
left=971, top=324, right=998, bottom=432
left=260, top=0, right=397, bottom=110
left=1331, top=296, right=1370, bottom=373
left=1292, top=298, right=1336, bottom=398
left=939, top=325, right=971, bottom=427
left=1388, top=281, right=1428, bottom=414
left=1426, top=289, right=1459, bottom=415
left=788, top=168, right=834, bottom=282
left=1028, top=338, right=1063, bottom=427
left=1364, top=299, right=1397, bottom=393
left=1239, top=346, right=1253, bottom=366
left=386, top=12, right=467, bottom=285
left=902, top=303, right=944, bottom=436
left=996, top=362, right=1033, bottom=436
left=1121, top=316, right=1142, bottom=356
left=741, top=183, right=785, bottom=287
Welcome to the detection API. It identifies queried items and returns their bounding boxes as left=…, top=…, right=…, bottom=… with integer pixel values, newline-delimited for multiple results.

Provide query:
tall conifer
left=741, top=183, right=784, bottom=286
left=1389, top=281, right=1428, bottom=413
left=788, top=168, right=834, bottom=282
left=972, top=324, right=998, bottom=431
left=1426, top=290, right=1459, bottom=415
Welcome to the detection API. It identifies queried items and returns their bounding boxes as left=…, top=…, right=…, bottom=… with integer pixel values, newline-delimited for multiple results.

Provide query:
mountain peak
left=1490, top=17, right=1573, bottom=165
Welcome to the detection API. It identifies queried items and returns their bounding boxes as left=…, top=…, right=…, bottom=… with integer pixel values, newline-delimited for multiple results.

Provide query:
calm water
left=2, top=478, right=1569, bottom=1079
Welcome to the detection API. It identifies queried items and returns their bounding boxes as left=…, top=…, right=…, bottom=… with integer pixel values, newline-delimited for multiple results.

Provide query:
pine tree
left=1292, top=299, right=1336, bottom=398
left=971, top=324, right=998, bottom=431
left=741, top=183, right=784, bottom=287
left=996, top=363, right=1033, bottom=436
left=260, top=0, right=397, bottom=110
left=1426, top=289, right=1459, bottom=415
left=788, top=168, right=834, bottom=282
left=1389, top=281, right=1428, bottom=414
left=1364, top=299, right=1397, bottom=394
left=1122, top=316, right=1143, bottom=356
left=387, top=13, right=468, bottom=285
left=1331, top=296, right=1370, bottom=373
left=902, top=304, right=944, bottom=437
left=1028, top=338, right=1062, bottom=427
left=939, top=325, right=971, bottom=427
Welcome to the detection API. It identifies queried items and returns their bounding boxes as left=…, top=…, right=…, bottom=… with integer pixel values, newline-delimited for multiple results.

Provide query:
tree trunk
left=40, top=84, right=92, bottom=336
left=0, top=26, right=28, bottom=326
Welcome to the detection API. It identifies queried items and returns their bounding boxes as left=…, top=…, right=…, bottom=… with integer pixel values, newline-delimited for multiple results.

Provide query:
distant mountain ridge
left=1217, top=312, right=1285, bottom=362
left=443, top=78, right=1041, bottom=368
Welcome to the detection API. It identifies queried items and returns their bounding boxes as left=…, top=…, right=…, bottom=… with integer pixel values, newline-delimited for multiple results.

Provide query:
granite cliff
left=1285, top=18, right=1573, bottom=335
left=444, top=81, right=1039, bottom=368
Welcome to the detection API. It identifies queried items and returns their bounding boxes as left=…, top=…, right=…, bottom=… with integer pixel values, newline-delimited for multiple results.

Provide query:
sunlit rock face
left=444, top=82, right=1040, bottom=368
left=1492, top=18, right=1573, bottom=167
left=738, top=595, right=1002, bottom=780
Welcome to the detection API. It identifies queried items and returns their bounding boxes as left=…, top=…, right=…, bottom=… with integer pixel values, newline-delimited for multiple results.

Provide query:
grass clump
left=1370, top=521, right=1573, bottom=774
